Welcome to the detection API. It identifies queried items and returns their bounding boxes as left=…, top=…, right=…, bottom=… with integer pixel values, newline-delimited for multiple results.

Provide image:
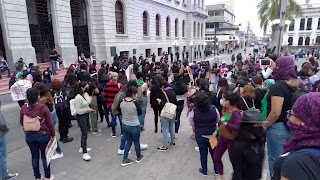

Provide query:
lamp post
left=189, top=41, right=194, bottom=60
left=272, top=19, right=291, bottom=56
left=172, top=40, right=179, bottom=61
left=203, top=41, right=207, bottom=57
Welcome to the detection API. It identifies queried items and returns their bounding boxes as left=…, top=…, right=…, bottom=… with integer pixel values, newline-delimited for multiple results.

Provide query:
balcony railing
left=192, top=4, right=208, bottom=17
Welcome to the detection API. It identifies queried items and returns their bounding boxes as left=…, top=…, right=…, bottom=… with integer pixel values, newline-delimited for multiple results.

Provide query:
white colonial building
left=283, top=3, right=320, bottom=47
left=0, top=0, right=208, bottom=67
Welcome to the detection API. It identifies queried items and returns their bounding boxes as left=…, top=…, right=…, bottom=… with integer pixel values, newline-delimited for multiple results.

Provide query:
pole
left=214, top=28, right=217, bottom=56
left=276, top=0, right=288, bottom=56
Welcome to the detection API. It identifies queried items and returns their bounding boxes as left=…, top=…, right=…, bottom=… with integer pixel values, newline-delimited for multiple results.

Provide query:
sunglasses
left=286, top=110, right=296, bottom=120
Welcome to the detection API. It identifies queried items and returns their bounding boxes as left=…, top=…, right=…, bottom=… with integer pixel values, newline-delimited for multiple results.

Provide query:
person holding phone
left=20, top=88, right=55, bottom=180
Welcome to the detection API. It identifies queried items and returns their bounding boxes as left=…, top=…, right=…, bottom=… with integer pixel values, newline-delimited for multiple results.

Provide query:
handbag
left=160, top=90, right=177, bottom=120
left=23, top=115, right=45, bottom=131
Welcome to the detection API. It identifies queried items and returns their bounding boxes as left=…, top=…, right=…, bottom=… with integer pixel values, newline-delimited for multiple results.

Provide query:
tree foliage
left=257, top=0, right=303, bottom=33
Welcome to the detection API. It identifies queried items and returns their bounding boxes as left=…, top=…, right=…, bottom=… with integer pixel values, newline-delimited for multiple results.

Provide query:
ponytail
left=26, top=88, right=40, bottom=111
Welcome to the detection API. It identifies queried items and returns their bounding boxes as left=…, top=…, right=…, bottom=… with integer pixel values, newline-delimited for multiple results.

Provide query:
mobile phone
left=92, top=110, right=96, bottom=113
left=260, top=59, right=270, bottom=66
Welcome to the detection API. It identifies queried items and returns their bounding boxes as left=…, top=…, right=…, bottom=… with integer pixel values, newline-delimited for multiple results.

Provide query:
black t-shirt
left=50, top=50, right=57, bottom=61
left=88, top=82, right=98, bottom=96
left=267, top=82, right=292, bottom=123
left=77, top=71, right=91, bottom=82
left=254, top=88, right=266, bottom=111
left=238, top=97, right=255, bottom=111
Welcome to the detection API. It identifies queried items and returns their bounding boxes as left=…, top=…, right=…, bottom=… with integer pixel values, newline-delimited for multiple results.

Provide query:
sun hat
left=241, top=109, right=269, bottom=123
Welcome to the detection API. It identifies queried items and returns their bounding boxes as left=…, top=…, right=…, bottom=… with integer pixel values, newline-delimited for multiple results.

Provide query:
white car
left=250, top=43, right=255, bottom=47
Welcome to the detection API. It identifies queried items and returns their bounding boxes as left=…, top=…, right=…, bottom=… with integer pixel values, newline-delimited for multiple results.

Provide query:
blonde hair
left=285, top=79, right=301, bottom=89
left=110, top=72, right=118, bottom=82
left=241, top=85, right=256, bottom=100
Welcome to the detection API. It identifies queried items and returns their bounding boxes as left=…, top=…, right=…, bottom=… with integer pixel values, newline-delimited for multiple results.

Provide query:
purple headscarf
left=283, top=92, right=320, bottom=152
left=273, top=56, right=296, bottom=82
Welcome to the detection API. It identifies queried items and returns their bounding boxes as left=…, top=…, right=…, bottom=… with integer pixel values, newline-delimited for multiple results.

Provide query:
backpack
left=23, top=115, right=44, bottom=131
left=53, top=89, right=68, bottom=111
left=111, top=89, right=124, bottom=116
left=135, top=87, right=144, bottom=102
left=64, top=87, right=75, bottom=101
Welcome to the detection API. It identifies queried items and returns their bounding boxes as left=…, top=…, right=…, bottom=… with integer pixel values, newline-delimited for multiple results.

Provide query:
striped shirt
left=104, top=81, right=122, bottom=106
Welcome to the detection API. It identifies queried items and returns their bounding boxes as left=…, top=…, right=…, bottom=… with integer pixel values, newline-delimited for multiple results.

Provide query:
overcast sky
left=205, top=0, right=318, bottom=37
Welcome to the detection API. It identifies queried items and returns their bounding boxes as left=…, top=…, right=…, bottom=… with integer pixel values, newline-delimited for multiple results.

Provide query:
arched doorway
left=298, top=37, right=303, bottom=45
left=26, top=0, right=55, bottom=63
left=316, top=36, right=320, bottom=44
left=0, top=24, right=6, bottom=59
left=305, top=37, right=310, bottom=46
left=71, top=0, right=90, bottom=57
left=288, top=37, right=293, bottom=45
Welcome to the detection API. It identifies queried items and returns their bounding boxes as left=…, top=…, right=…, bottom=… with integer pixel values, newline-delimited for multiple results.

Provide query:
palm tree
left=257, top=0, right=303, bottom=33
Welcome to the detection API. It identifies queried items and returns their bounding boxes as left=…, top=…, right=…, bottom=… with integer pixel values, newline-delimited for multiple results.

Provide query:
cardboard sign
left=209, top=136, right=218, bottom=149
left=10, top=80, right=32, bottom=101
left=45, top=137, right=57, bottom=167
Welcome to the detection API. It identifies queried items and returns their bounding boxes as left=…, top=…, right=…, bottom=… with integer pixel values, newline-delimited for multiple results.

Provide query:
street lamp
left=172, top=40, right=179, bottom=61
left=189, top=41, right=194, bottom=60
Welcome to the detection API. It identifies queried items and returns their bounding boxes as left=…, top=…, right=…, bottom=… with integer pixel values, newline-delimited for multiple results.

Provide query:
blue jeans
left=212, top=77, right=219, bottom=93
left=108, top=106, right=122, bottom=136
left=195, top=135, right=218, bottom=174
left=266, top=122, right=291, bottom=177
left=25, top=133, right=51, bottom=179
left=138, top=96, right=147, bottom=127
left=122, top=124, right=141, bottom=161
left=51, top=60, right=56, bottom=75
left=160, top=116, right=175, bottom=146
left=103, top=103, right=110, bottom=125
left=51, top=112, right=61, bottom=153
left=175, top=104, right=184, bottom=133
left=0, top=135, right=8, bottom=178
left=0, top=67, right=11, bottom=79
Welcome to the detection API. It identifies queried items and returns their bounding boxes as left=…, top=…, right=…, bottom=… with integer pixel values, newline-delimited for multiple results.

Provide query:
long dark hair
left=27, top=88, right=40, bottom=111
left=126, top=86, right=138, bottom=97
left=76, top=81, right=88, bottom=95
left=223, top=90, right=240, bottom=107
left=34, top=82, right=53, bottom=104
left=64, top=66, right=75, bottom=81
left=218, top=78, right=230, bottom=93
left=194, top=92, right=211, bottom=112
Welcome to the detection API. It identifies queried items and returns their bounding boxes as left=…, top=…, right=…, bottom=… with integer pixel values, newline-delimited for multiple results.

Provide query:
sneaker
left=111, top=133, right=116, bottom=138
left=62, top=137, right=73, bottom=143
left=3, top=173, right=19, bottom=180
left=82, top=153, right=91, bottom=161
left=175, top=133, right=178, bottom=138
left=44, top=175, right=55, bottom=180
left=136, top=155, right=144, bottom=163
left=51, top=153, right=63, bottom=160
left=121, top=159, right=134, bottom=166
left=140, top=144, right=148, bottom=150
left=199, top=168, right=208, bottom=176
left=79, top=147, right=92, bottom=153
left=195, top=147, right=199, bottom=151
left=92, top=129, right=101, bottom=135
left=157, top=146, right=168, bottom=152
left=117, top=149, right=131, bottom=155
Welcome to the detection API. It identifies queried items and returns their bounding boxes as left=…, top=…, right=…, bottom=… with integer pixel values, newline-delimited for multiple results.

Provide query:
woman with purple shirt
left=213, top=91, right=242, bottom=180
left=189, top=92, right=219, bottom=176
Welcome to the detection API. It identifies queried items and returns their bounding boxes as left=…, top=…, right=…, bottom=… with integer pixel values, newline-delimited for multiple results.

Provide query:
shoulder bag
left=160, top=90, right=177, bottom=120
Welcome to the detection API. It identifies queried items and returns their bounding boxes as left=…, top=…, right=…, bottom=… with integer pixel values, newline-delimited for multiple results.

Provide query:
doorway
left=27, top=0, right=55, bottom=63
left=0, top=23, right=6, bottom=59
left=71, top=0, right=90, bottom=57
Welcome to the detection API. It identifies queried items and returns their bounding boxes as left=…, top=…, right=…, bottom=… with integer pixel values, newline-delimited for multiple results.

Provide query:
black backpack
left=171, top=81, right=187, bottom=95
left=53, top=89, right=69, bottom=111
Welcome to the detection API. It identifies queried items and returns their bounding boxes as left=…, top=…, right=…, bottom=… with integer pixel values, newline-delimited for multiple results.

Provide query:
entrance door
left=27, top=0, right=55, bottom=63
left=71, top=0, right=90, bottom=57
left=0, top=24, right=6, bottom=59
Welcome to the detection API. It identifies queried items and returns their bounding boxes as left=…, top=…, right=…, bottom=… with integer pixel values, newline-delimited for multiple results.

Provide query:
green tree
left=257, top=0, right=303, bottom=33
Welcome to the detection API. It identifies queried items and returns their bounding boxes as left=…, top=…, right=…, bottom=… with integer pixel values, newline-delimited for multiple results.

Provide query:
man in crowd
left=0, top=56, right=11, bottom=79
left=49, top=47, right=59, bottom=75
left=14, top=58, right=26, bottom=70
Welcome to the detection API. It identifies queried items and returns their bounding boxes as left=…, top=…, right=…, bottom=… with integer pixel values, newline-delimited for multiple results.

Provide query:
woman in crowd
left=20, top=88, right=55, bottom=180
left=118, top=86, right=144, bottom=166
left=263, top=56, right=299, bottom=177
left=98, top=74, right=111, bottom=126
left=237, top=84, right=256, bottom=111
left=187, top=78, right=202, bottom=139
left=136, top=72, right=148, bottom=130
left=216, top=77, right=230, bottom=113
left=34, top=82, right=63, bottom=161
left=252, top=76, right=266, bottom=111
left=75, top=81, right=94, bottom=161
left=150, top=74, right=165, bottom=133
left=170, top=73, right=187, bottom=135
left=181, top=62, right=191, bottom=85
left=32, top=71, right=43, bottom=87
left=261, top=79, right=275, bottom=120
left=170, top=61, right=180, bottom=74
left=214, top=91, right=241, bottom=180
left=64, top=66, right=75, bottom=83
left=189, top=92, right=219, bottom=176
left=88, top=77, right=100, bottom=134
left=157, top=81, right=177, bottom=151
left=273, top=93, right=320, bottom=180
left=50, top=79, right=73, bottom=144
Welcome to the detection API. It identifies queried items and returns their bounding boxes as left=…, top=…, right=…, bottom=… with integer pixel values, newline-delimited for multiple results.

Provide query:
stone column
left=50, top=0, right=77, bottom=67
left=0, top=0, right=36, bottom=68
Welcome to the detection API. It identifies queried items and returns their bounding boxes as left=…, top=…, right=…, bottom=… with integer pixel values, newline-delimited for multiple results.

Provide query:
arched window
left=156, top=14, right=160, bottom=36
left=288, top=37, right=293, bottom=45
left=305, top=37, right=310, bottom=45
left=175, top=18, right=178, bottom=37
left=182, top=20, right=185, bottom=37
left=166, top=16, right=170, bottom=37
left=143, top=11, right=148, bottom=36
left=316, top=36, right=320, bottom=44
left=115, top=1, right=124, bottom=34
left=298, top=37, right=303, bottom=45
left=201, top=23, right=203, bottom=37
left=197, top=22, right=200, bottom=37
left=193, top=21, right=196, bottom=37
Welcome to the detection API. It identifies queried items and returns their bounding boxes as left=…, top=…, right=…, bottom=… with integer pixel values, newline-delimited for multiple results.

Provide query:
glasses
left=286, top=110, right=296, bottom=120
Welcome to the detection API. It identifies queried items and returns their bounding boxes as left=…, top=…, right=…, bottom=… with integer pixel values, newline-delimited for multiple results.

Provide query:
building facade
left=0, top=0, right=208, bottom=68
left=204, top=3, right=239, bottom=51
left=283, top=3, right=320, bottom=47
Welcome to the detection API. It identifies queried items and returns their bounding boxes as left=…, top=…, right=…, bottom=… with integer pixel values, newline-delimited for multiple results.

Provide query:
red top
left=104, top=81, right=122, bottom=106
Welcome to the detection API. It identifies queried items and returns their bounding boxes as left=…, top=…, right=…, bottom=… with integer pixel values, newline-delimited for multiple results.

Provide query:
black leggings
left=56, top=109, right=69, bottom=139
left=153, top=108, right=161, bottom=130
left=97, top=95, right=104, bottom=121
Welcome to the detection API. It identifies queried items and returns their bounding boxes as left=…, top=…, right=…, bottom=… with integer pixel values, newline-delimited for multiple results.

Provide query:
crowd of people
left=0, top=46, right=320, bottom=180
